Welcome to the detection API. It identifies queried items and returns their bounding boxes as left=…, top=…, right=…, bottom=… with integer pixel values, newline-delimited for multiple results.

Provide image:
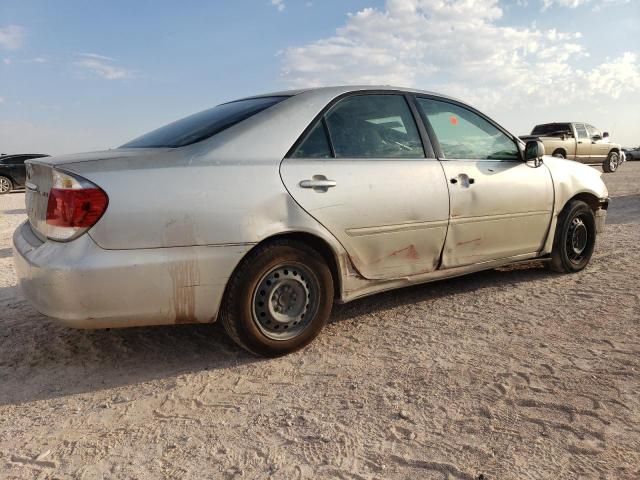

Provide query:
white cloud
left=2, top=58, right=11, bottom=65
left=542, top=0, right=588, bottom=9
left=586, top=52, right=640, bottom=99
left=281, top=0, right=639, bottom=107
left=281, top=0, right=640, bottom=145
left=24, top=57, right=47, bottom=64
left=271, top=0, right=285, bottom=12
left=542, top=0, right=630, bottom=9
left=74, top=53, right=132, bottom=80
left=0, top=25, right=25, bottom=50
left=0, top=96, right=5, bottom=104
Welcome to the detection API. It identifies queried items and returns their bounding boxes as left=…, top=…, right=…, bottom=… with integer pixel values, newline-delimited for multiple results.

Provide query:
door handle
left=451, top=174, right=475, bottom=187
left=299, top=175, right=336, bottom=193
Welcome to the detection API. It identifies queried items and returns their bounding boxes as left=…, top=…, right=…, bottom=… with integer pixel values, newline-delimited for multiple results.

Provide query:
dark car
left=0, top=154, right=50, bottom=194
left=622, top=146, right=640, bottom=161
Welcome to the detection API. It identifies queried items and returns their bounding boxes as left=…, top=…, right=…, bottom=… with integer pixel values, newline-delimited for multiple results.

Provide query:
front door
left=573, top=123, right=592, bottom=163
left=280, top=93, right=450, bottom=280
left=415, top=97, right=554, bottom=269
left=586, top=125, right=610, bottom=162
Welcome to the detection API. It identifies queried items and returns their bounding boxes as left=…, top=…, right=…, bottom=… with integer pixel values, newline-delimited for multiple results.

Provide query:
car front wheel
left=602, top=151, right=620, bottom=173
left=0, top=176, right=12, bottom=194
left=547, top=200, right=596, bottom=273
left=220, top=239, right=334, bottom=357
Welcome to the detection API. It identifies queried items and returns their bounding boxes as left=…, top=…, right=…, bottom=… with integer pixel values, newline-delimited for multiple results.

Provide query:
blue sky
left=1, top=0, right=639, bottom=154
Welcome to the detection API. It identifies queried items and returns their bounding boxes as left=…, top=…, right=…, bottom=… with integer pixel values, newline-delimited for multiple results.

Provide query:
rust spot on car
left=368, top=244, right=420, bottom=265
left=385, top=245, right=419, bottom=260
left=169, top=260, right=200, bottom=324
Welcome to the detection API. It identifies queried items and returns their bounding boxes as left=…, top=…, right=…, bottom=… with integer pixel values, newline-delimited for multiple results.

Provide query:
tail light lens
left=45, top=170, right=109, bottom=241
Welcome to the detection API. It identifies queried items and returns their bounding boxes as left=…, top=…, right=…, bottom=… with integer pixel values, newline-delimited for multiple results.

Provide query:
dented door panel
left=440, top=160, right=554, bottom=268
left=280, top=158, right=449, bottom=280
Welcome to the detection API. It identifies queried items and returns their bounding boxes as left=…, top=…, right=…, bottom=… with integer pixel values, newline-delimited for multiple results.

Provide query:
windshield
left=121, top=96, right=289, bottom=148
left=531, top=123, right=572, bottom=137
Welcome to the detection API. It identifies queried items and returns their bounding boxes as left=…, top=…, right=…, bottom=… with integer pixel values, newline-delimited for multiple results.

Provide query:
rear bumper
left=12, top=221, right=251, bottom=328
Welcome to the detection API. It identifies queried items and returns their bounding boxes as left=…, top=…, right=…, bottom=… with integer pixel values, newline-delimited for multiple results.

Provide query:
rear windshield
left=531, top=123, right=572, bottom=137
left=121, top=96, right=288, bottom=148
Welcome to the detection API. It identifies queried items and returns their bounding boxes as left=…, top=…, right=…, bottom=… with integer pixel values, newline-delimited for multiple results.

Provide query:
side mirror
left=603, top=132, right=609, bottom=138
left=592, top=134, right=602, bottom=141
left=525, top=140, right=545, bottom=165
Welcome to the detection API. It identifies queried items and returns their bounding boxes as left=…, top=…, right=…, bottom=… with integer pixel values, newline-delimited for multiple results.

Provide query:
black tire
left=547, top=200, right=596, bottom=273
left=220, top=239, right=334, bottom=357
left=0, top=176, right=13, bottom=194
left=552, top=151, right=565, bottom=159
left=602, top=151, right=620, bottom=173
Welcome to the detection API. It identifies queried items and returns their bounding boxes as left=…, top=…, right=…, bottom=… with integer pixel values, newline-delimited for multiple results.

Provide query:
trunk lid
left=30, top=147, right=171, bottom=166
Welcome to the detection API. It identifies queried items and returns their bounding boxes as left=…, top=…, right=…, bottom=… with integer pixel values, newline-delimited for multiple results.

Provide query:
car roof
left=234, top=85, right=464, bottom=104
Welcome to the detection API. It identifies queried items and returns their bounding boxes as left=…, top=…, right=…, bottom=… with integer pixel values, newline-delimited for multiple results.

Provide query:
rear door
left=280, top=93, right=450, bottom=280
left=415, top=96, right=554, bottom=269
left=573, top=123, right=592, bottom=163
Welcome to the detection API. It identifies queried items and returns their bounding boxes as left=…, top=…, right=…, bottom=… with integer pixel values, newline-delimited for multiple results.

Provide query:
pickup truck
left=520, top=122, right=624, bottom=173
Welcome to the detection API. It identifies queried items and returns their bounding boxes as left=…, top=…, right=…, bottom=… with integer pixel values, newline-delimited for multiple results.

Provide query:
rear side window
left=121, top=96, right=288, bottom=148
left=531, top=123, right=572, bottom=136
left=292, top=121, right=332, bottom=158
left=324, top=95, right=424, bottom=158
left=417, top=98, right=519, bottom=161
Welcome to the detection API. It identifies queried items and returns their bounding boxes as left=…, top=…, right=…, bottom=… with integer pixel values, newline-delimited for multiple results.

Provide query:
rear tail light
left=45, top=169, right=109, bottom=241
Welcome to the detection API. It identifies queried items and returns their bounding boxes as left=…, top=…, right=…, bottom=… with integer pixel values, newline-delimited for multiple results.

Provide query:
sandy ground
left=0, top=162, right=638, bottom=480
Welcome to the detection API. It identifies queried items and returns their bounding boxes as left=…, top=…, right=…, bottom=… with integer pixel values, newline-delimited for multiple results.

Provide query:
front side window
left=324, top=95, right=424, bottom=158
left=2, top=157, right=27, bottom=165
left=574, top=123, right=589, bottom=139
left=586, top=125, right=601, bottom=139
left=121, top=96, right=288, bottom=148
left=417, top=98, right=519, bottom=161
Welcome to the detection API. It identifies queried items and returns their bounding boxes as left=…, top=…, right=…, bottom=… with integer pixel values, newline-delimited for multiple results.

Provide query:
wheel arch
left=564, top=191, right=608, bottom=214
left=224, top=230, right=346, bottom=305
left=552, top=148, right=567, bottom=157
left=0, top=172, right=16, bottom=183
left=0, top=173, right=15, bottom=192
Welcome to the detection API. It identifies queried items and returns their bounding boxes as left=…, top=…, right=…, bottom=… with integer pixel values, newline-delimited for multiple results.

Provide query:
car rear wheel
left=220, top=239, right=334, bottom=357
left=552, top=151, right=565, bottom=159
left=546, top=200, right=596, bottom=273
left=602, top=151, right=620, bottom=173
left=0, top=176, right=12, bottom=194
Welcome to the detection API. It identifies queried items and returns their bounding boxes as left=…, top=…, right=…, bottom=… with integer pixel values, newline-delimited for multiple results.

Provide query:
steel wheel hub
left=252, top=264, right=320, bottom=340
left=568, top=217, right=588, bottom=259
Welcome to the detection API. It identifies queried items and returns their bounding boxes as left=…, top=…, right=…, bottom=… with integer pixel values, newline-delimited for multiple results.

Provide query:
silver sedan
left=13, top=86, right=609, bottom=356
